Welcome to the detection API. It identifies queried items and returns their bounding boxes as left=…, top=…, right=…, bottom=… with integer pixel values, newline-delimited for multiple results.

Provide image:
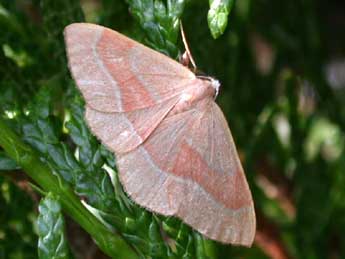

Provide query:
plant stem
left=0, top=118, right=138, bottom=259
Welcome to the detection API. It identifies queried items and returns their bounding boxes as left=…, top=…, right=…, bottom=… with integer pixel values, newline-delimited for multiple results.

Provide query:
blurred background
left=1, top=0, right=345, bottom=258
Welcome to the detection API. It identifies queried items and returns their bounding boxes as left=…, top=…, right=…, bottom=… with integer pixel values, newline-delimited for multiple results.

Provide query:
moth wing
left=117, top=98, right=256, bottom=246
left=64, top=23, right=195, bottom=113
left=85, top=97, right=179, bottom=154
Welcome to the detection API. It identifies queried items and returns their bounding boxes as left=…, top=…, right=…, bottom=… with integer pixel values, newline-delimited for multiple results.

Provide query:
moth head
left=197, top=75, right=220, bottom=99
left=210, top=78, right=220, bottom=98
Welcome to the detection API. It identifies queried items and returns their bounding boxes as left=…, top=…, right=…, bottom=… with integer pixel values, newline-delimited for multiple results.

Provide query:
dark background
left=0, top=0, right=345, bottom=258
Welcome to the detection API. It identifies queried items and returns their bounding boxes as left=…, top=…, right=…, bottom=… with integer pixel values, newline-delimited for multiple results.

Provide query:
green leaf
left=208, top=0, right=234, bottom=39
left=21, top=87, right=79, bottom=183
left=0, top=151, right=19, bottom=170
left=23, top=85, right=123, bottom=221
left=37, top=193, right=70, bottom=259
left=125, top=0, right=186, bottom=57
left=148, top=218, right=168, bottom=256
left=65, top=95, right=124, bottom=215
left=0, top=117, right=137, bottom=258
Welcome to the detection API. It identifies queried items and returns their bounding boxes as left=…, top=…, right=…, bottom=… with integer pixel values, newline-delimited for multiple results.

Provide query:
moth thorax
left=169, top=81, right=210, bottom=116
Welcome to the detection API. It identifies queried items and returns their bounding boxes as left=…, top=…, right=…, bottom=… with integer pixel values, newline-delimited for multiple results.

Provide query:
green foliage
left=208, top=0, right=234, bottom=39
left=125, top=0, right=186, bottom=57
left=0, top=151, right=18, bottom=170
left=37, top=193, right=69, bottom=259
left=0, top=177, right=36, bottom=258
left=0, top=0, right=345, bottom=259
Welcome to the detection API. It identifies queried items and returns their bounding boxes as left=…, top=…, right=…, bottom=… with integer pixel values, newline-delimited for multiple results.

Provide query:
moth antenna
left=180, top=21, right=197, bottom=71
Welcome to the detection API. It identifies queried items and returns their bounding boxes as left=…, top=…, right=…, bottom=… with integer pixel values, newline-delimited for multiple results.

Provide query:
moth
left=64, top=23, right=256, bottom=246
